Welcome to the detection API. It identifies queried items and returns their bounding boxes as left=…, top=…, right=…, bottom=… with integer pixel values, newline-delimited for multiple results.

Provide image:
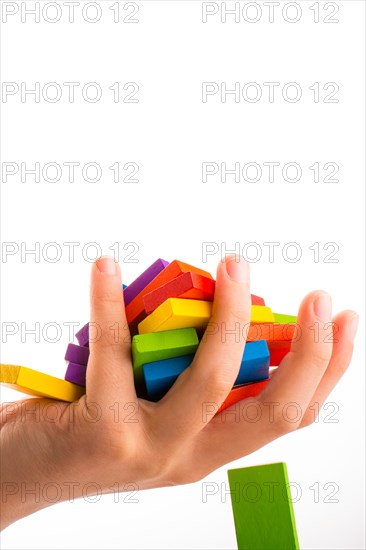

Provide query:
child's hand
left=0, top=256, right=358, bottom=530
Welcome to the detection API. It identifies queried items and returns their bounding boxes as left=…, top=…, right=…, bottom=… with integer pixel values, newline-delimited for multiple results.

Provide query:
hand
left=0, top=255, right=358, bottom=530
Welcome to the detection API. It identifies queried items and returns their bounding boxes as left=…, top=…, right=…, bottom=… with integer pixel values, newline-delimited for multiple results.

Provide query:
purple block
left=74, top=261, right=169, bottom=347
left=65, top=362, right=87, bottom=387
left=123, top=259, right=169, bottom=306
left=76, top=323, right=89, bottom=347
left=65, top=343, right=90, bottom=366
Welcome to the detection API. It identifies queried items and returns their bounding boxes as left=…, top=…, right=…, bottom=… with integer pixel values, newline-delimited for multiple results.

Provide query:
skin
left=0, top=255, right=358, bottom=531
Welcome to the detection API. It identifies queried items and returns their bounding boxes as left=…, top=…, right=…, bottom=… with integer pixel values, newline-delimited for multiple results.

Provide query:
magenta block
left=76, top=323, right=89, bottom=347
left=123, top=259, right=169, bottom=306
left=65, top=343, right=89, bottom=366
left=65, top=362, right=87, bottom=386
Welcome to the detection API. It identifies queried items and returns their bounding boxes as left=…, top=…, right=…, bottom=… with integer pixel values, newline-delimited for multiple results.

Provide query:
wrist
left=0, top=405, right=81, bottom=529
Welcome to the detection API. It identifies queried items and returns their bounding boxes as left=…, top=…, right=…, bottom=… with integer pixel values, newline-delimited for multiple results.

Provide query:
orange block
left=246, top=323, right=296, bottom=342
left=218, top=379, right=269, bottom=413
left=126, top=260, right=213, bottom=333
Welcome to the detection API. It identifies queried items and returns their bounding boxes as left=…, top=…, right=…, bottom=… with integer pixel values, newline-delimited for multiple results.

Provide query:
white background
left=0, top=1, right=365, bottom=548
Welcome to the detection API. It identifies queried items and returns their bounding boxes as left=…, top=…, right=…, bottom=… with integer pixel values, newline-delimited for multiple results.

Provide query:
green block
left=228, top=463, right=300, bottom=550
left=273, top=312, right=297, bottom=324
left=132, top=328, right=199, bottom=387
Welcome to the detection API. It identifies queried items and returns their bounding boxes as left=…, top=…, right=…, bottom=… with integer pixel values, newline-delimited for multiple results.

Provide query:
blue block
left=143, top=355, right=193, bottom=401
left=143, top=340, right=270, bottom=401
left=236, top=340, right=269, bottom=385
left=122, top=284, right=128, bottom=290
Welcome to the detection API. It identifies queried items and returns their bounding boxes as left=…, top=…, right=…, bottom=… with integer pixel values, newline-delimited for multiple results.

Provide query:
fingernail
left=96, top=256, right=117, bottom=275
left=313, top=292, right=332, bottom=321
left=347, top=313, right=359, bottom=340
left=225, top=255, right=249, bottom=283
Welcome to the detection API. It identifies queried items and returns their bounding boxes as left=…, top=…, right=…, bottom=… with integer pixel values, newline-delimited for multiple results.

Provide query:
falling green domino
left=273, top=312, right=297, bottom=324
left=228, top=462, right=300, bottom=550
left=131, top=327, right=199, bottom=387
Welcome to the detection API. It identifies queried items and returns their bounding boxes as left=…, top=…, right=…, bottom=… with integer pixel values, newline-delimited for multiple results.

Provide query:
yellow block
left=251, top=305, right=275, bottom=324
left=138, top=298, right=211, bottom=334
left=0, top=364, right=85, bottom=402
left=138, top=299, right=274, bottom=334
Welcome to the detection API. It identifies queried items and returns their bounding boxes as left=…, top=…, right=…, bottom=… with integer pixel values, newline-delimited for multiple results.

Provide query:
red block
left=267, top=341, right=292, bottom=366
left=125, top=260, right=213, bottom=333
left=251, top=294, right=265, bottom=306
left=218, top=379, right=269, bottom=413
left=143, top=271, right=266, bottom=315
left=143, top=272, right=215, bottom=314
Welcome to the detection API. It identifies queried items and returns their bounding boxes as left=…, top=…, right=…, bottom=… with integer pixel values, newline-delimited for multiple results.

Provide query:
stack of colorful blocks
left=64, top=258, right=297, bottom=409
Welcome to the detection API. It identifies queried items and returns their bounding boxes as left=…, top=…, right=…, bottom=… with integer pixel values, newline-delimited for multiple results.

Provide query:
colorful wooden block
left=235, top=340, right=270, bottom=384
left=125, top=260, right=213, bottom=332
left=228, top=463, right=300, bottom=549
left=273, top=312, right=297, bottom=324
left=65, top=362, right=87, bottom=386
left=138, top=298, right=212, bottom=334
left=0, top=364, right=85, bottom=402
left=143, top=272, right=265, bottom=315
left=246, top=323, right=296, bottom=342
left=143, top=272, right=215, bottom=314
left=138, top=299, right=274, bottom=334
left=143, top=341, right=269, bottom=401
left=75, top=284, right=128, bottom=347
left=268, top=340, right=292, bottom=366
left=123, top=258, right=169, bottom=307
left=76, top=323, right=89, bottom=347
left=250, top=305, right=275, bottom=324
left=218, top=379, right=269, bottom=413
left=131, top=328, right=199, bottom=387
left=143, top=355, right=193, bottom=400
left=251, top=294, right=265, bottom=306
left=64, top=343, right=89, bottom=366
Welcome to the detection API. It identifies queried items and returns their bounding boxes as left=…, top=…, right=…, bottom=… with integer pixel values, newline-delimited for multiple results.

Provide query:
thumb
left=87, top=256, right=136, bottom=408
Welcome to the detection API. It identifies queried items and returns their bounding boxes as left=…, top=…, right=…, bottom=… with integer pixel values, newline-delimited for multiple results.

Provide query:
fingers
left=155, top=255, right=251, bottom=442
left=258, top=290, right=334, bottom=417
left=193, top=290, right=337, bottom=466
left=87, top=257, right=136, bottom=408
left=300, top=310, right=358, bottom=427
